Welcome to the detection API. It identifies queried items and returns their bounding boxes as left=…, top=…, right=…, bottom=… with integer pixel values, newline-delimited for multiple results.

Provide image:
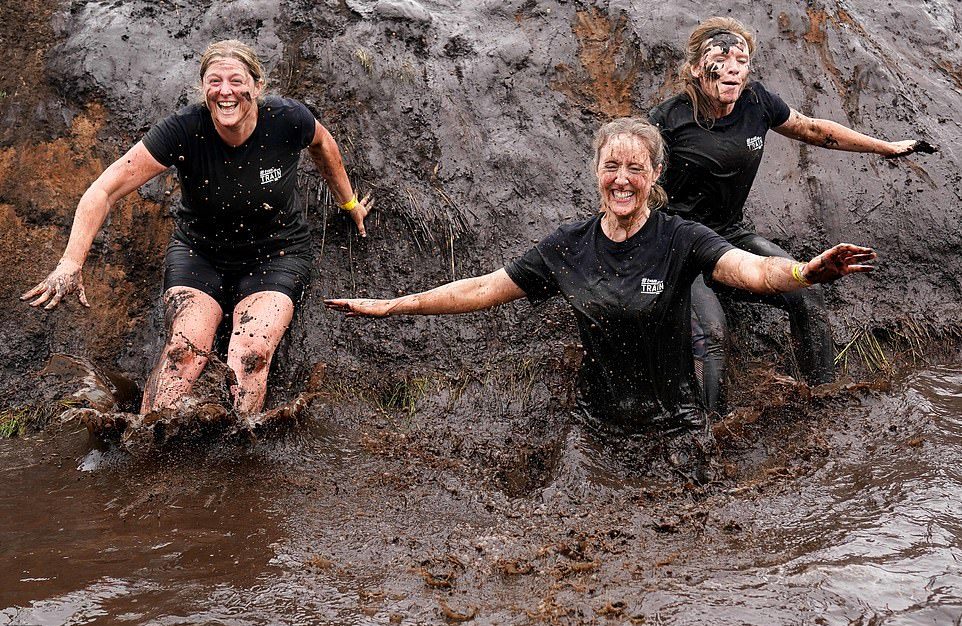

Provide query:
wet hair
left=197, top=39, right=266, bottom=106
left=592, top=118, right=668, bottom=211
left=678, top=17, right=756, bottom=128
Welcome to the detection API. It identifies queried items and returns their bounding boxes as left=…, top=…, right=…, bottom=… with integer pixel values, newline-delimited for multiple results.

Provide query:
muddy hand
left=802, top=244, right=877, bottom=284
left=20, top=259, right=90, bottom=310
left=885, top=139, right=938, bottom=159
left=324, top=297, right=394, bottom=317
left=349, top=192, right=375, bottom=238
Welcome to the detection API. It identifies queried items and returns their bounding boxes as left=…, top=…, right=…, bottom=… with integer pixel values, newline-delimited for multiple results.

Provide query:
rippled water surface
left=2, top=367, right=961, bottom=625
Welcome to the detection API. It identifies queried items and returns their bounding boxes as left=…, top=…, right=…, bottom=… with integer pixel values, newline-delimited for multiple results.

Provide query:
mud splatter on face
left=703, top=31, right=746, bottom=55
left=700, top=31, right=749, bottom=81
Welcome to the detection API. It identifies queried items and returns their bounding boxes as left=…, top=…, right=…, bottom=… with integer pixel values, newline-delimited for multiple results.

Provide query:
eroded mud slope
left=1, top=0, right=960, bottom=397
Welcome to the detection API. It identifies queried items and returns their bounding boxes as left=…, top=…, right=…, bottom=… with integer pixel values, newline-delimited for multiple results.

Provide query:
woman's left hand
left=801, top=244, right=877, bottom=284
left=885, top=139, right=938, bottom=158
left=348, top=192, right=375, bottom=238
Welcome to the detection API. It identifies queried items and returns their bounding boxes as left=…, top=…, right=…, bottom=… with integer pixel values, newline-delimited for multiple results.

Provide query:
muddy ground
left=1, top=0, right=962, bottom=623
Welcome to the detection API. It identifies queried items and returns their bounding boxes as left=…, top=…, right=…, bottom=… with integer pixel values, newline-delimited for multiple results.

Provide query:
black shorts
left=163, top=239, right=312, bottom=311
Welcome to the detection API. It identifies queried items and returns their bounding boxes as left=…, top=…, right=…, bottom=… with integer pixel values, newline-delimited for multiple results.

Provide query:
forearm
left=385, top=274, right=511, bottom=316
left=806, top=118, right=892, bottom=154
left=308, top=136, right=354, bottom=206
left=777, top=111, right=895, bottom=155
left=61, top=185, right=112, bottom=266
left=713, top=250, right=806, bottom=295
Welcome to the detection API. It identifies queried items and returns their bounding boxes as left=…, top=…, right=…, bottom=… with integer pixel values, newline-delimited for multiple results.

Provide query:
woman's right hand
left=21, top=259, right=90, bottom=310
left=324, top=297, right=396, bottom=317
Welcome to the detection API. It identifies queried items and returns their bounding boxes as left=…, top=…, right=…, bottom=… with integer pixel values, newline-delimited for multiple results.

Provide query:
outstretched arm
left=307, top=120, right=373, bottom=237
left=325, top=268, right=526, bottom=317
left=773, top=109, right=936, bottom=158
left=711, top=244, right=876, bottom=295
left=21, top=141, right=168, bottom=309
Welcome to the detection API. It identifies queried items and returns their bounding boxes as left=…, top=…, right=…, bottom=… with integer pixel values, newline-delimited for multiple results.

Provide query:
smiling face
left=692, top=32, right=751, bottom=116
left=596, top=134, right=663, bottom=221
left=202, top=57, right=263, bottom=136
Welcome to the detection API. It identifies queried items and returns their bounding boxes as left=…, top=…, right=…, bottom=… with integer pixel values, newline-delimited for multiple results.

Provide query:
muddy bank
left=1, top=0, right=960, bottom=398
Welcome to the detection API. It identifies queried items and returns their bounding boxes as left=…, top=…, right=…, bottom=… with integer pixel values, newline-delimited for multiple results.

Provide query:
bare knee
left=231, top=342, right=273, bottom=379
left=162, top=339, right=208, bottom=374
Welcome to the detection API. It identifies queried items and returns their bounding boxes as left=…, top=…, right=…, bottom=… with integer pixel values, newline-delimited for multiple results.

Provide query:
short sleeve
left=142, top=113, right=188, bottom=167
left=504, top=244, right=560, bottom=304
left=647, top=104, right=665, bottom=129
left=291, top=100, right=317, bottom=149
left=751, top=82, right=791, bottom=128
left=686, top=221, right=736, bottom=279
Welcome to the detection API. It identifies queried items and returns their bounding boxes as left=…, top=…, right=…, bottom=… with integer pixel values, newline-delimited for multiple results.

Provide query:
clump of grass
left=379, top=376, right=428, bottom=417
left=0, top=399, right=77, bottom=438
left=836, top=326, right=891, bottom=374
left=353, top=47, right=374, bottom=74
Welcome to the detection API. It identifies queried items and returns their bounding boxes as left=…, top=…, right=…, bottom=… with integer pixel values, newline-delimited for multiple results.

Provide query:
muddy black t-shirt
left=142, top=95, right=316, bottom=269
left=505, top=212, right=734, bottom=428
left=648, top=82, right=791, bottom=237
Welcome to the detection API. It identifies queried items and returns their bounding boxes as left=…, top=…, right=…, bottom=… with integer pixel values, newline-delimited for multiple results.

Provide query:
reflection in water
left=1, top=368, right=961, bottom=624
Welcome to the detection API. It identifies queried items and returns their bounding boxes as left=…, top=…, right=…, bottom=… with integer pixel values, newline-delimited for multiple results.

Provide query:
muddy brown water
left=2, top=366, right=960, bottom=625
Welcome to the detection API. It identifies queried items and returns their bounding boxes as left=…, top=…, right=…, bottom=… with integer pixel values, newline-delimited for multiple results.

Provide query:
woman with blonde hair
left=649, top=17, right=934, bottom=411
left=22, top=39, right=373, bottom=416
left=327, top=118, right=874, bottom=456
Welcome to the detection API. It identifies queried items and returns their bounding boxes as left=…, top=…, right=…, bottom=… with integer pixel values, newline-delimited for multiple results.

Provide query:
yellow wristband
left=792, top=263, right=812, bottom=287
left=340, top=195, right=359, bottom=211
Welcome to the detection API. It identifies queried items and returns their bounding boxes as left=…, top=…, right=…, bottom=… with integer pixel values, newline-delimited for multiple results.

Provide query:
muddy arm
left=325, top=269, right=526, bottom=317
left=307, top=120, right=373, bottom=237
left=711, top=245, right=876, bottom=295
left=773, top=109, right=935, bottom=158
left=21, top=141, right=168, bottom=309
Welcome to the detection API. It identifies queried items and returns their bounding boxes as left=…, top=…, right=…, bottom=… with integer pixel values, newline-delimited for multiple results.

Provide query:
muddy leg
left=226, top=291, right=294, bottom=415
left=141, top=287, right=223, bottom=413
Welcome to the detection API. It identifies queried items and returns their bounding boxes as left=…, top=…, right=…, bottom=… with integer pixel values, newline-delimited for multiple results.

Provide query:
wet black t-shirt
left=648, top=82, right=791, bottom=237
left=505, top=212, right=734, bottom=428
left=142, top=95, right=316, bottom=269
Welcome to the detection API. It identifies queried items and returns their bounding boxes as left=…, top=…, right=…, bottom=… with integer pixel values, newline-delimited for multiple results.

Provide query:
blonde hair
left=197, top=39, right=266, bottom=106
left=678, top=17, right=756, bottom=128
left=592, top=118, right=668, bottom=211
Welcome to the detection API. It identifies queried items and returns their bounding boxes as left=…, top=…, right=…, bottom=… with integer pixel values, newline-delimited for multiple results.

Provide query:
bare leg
left=226, top=291, right=295, bottom=415
left=141, top=287, right=223, bottom=413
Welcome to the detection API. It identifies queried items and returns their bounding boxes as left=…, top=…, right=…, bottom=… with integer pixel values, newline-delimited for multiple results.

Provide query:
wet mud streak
left=551, top=8, right=640, bottom=117
left=821, top=134, right=839, bottom=148
left=803, top=9, right=850, bottom=109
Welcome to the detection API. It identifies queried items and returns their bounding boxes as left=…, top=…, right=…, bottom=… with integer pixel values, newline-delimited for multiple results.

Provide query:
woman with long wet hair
left=326, top=118, right=875, bottom=473
left=649, top=16, right=934, bottom=411
left=22, top=39, right=373, bottom=416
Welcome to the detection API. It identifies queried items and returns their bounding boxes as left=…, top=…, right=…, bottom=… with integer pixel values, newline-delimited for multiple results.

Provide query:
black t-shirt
left=505, top=212, right=734, bottom=428
left=143, top=95, right=317, bottom=268
left=648, top=82, right=791, bottom=237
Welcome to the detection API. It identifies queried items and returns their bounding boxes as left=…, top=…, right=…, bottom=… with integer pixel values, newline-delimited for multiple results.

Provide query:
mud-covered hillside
left=2, top=0, right=960, bottom=400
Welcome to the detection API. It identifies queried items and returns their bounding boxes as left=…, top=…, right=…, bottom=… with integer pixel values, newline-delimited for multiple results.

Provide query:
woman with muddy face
left=649, top=17, right=936, bottom=412
left=326, top=118, right=875, bottom=466
left=21, top=39, right=373, bottom=416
